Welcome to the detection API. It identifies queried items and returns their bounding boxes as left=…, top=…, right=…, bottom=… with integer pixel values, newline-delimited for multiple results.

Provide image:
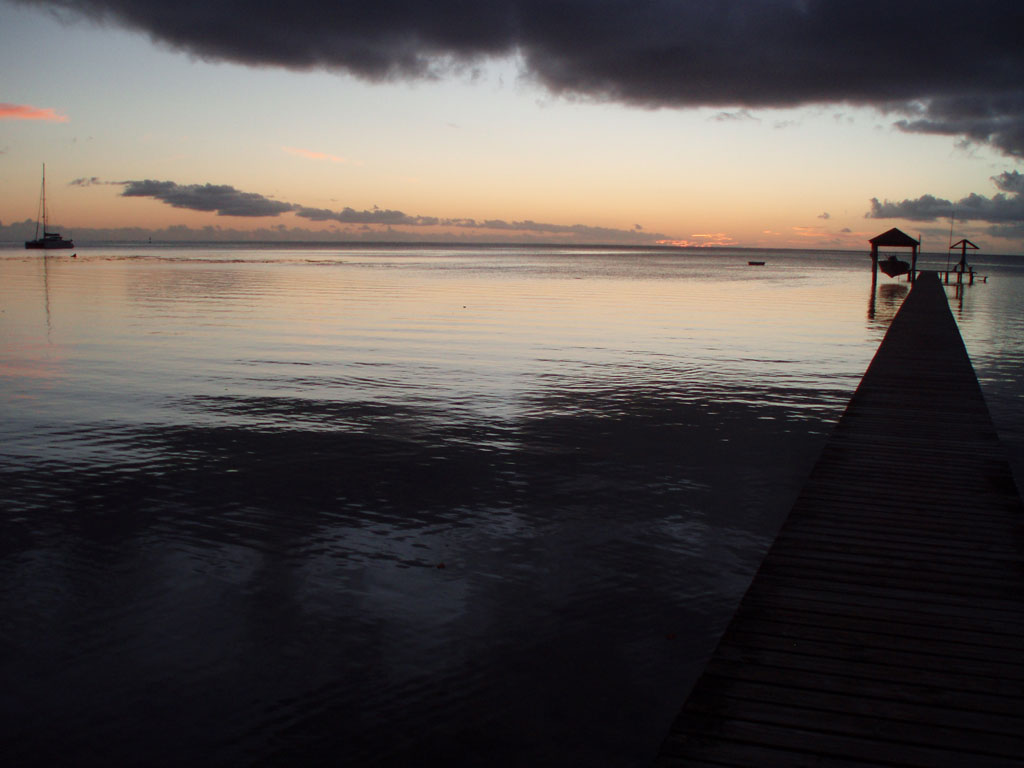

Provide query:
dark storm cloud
left=895, top=94, right=1024, bottom=158
left=868, top=172, right=1024, bottom=223
left=20, top=0, right=1024, bottom=154
left=120, top=180, right=294, bottom=217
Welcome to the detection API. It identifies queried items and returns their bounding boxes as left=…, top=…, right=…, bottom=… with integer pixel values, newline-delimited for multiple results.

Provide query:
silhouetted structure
left=947, top=238, right=979, bottom=286
left=869, top=227, right=918, bottom=284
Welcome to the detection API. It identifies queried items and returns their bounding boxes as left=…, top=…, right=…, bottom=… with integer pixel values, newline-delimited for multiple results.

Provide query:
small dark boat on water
left=879, top=255, right=910, bottom=278
left=25, top=164, right=74, bottom=250
left=748, top=261, right=765, bottom=266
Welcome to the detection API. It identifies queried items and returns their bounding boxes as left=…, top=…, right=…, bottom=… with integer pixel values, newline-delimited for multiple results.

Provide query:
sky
left=1, top=0, right=1023, bottom=252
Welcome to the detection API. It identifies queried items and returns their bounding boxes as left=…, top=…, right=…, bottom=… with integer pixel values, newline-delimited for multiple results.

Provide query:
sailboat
left=25, top=164, right=74, bottom=250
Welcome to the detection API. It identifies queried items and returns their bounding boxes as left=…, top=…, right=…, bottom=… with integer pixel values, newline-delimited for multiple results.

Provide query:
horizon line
left=4, top=238, right=1021, bottom=258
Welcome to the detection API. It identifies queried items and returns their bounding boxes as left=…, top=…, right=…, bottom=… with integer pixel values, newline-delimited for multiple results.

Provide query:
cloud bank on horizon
left=96, top=178, right=672, bottom=242
left=60, top=171, right=1024, bottom=243
left=19, top=0, right=1024, bottom=157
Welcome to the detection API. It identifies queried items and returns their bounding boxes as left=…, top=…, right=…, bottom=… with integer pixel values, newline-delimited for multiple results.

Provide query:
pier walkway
left=656, top=272, right=1024, bottom=767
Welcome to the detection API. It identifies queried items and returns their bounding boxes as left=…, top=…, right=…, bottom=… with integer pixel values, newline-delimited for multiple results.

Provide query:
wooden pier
left=656, top=272, right=1024, bottom=767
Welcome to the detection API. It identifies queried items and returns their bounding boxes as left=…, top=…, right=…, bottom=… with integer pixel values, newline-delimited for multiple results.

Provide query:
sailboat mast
left=41, top=163, right=48, bottom=237
left=33, top=164, right=44, bottom=240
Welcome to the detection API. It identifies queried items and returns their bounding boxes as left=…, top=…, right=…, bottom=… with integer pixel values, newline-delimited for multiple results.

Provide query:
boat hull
left=879, top=258, right=910, bottom=278
left=25, top=237, right=74, bottom=250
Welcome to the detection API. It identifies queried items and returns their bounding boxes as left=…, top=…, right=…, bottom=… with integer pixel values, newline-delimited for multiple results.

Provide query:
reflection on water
left=867, top=280, right=909, bottom=330
left=1, top=246, right=1021, bottom=765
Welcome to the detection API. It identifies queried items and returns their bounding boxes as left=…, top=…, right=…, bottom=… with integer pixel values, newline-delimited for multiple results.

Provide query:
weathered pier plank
left=656, top=272, right=1024, bottom=767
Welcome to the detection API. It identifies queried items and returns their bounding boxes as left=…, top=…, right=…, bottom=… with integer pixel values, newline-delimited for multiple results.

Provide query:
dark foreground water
left=1, top=244, right=1021, bottom=766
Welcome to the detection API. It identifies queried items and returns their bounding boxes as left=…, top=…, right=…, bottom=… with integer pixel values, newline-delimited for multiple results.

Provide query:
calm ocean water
left=2, top=243, right=1022, bottom=766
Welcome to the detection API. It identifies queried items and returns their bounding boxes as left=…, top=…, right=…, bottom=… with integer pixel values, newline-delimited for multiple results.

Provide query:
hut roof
left=869, top=228, right=920, bottom=247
